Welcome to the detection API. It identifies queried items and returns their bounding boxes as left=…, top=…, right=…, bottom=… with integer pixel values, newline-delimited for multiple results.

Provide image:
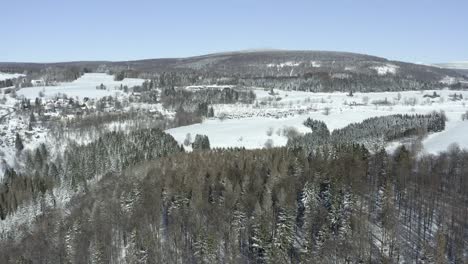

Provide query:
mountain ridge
left=1, top=50, right=466, bottom=91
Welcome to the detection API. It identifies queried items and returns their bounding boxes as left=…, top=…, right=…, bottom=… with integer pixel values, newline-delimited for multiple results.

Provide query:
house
left=31, top=79, right=46, bottom=86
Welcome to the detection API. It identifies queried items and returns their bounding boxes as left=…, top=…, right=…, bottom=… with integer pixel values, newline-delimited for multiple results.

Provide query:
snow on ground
left=167, top=89, right=468, bottom=151
left=0, top=72, right=25, bottom=81
left=167, top=110, right=394, bottom=149
left=185, top=84, right=234, bottom=91
left=423, top=120, right=468, bottom=154
left=17, top=73, right=146, bottom=100
left=440, top=76, right=458, bottom=85
left=310, top=61, right=321, bottom=67
left=0, top=111, right=49, bottom=177
left=372, top=64, right=399, bottom=75
left=267, top=61, right=301, bottom=68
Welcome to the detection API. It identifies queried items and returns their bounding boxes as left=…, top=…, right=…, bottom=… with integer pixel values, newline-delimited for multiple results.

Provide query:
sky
left=1, top=0, right=467, bottom=63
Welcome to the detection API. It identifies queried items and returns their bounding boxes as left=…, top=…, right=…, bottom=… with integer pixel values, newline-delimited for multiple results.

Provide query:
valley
left=0, top=50, right=467, bottom=263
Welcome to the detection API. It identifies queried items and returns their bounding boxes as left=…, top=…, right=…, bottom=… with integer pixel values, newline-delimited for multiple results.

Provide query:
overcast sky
left=1, top=0, right=467, bottom=63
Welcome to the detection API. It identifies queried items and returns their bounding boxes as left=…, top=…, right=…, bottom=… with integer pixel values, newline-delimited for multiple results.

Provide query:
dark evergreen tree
left=192, top=134, right=211, bottom=150
left=15, top=133, right=24, bottom=152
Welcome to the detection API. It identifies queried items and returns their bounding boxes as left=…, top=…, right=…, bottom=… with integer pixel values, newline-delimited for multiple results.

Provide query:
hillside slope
left=1, top=50, right=466, bottom=92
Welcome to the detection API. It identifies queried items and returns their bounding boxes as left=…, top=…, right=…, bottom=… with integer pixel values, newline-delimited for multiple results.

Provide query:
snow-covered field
left=0, top=72, right=25, bottom=81
left=423, top=120, right=468, bottom=153
left=167, top=89, right=468, bottom=153
left=17, top=73, right=145, bottom=99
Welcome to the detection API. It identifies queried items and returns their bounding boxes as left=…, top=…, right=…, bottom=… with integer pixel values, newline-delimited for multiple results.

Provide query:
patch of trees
left=1, top=145, right=466, bottom=263
left=25, top=66, right=86, bottom=86
left=160, top=87, right=256, bottom=112
left=449, top=81, right=468, bottom=90
left=39, top=66, right=86, bottom=83
left=238, top=73, right=441, bottom=92
left=58, top=109, right=169, bottom=131
left=0, top=78, right=14, bottom=88
left=132, top=80, right=157, bottom=92
left=114, top=69, right=447, bottom=93
left=192, top=134, right=210, bottom=150
left=0, top=144, right=53, bottom=220
left=59, top=128, right=181, bottom=188
left=331, top=112, right=446, bottom=143
left=0, top=168, right=53, bottom=220
left=173, top=108, right=203, bottom=127
left=0, top=129, right=182, bottom=219
left=289, top=113, right=446, bottom=151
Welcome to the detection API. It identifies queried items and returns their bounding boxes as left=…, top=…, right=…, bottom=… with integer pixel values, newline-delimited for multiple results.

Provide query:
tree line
left=288, top=113, right=446, bottom=152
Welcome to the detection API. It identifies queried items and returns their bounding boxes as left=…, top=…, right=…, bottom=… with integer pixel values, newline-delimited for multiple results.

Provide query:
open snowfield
left=167, top=89, right=468, bottom=152
left=17, top=73, right=145, bottom=99
left=422, top=120, right=468, bottom=153
left=0, top=72, right=25, bottom=81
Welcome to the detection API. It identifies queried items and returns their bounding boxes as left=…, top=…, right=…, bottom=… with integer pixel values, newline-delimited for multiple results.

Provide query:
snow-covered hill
left=17, top=73, right=145, bottom=99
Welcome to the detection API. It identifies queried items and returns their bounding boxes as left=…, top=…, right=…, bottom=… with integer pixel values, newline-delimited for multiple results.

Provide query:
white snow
left=310, top=61, right=321, bottom=67
left=17, top=73, right=146, bottom=100
left=167, top=89, right=468, bottom=152
left=422, top=120, right=468, bottom=154
left=372, top=64, right=399, bottom=75
left=185, top=84, right=234, bottom=91
left=440, top=75, right=458, bottom=85
left=167, top=110, right=391, bottom=149
left=267, top=61, right=301, bottom=68
left=0, top=72, right=25, bottom=81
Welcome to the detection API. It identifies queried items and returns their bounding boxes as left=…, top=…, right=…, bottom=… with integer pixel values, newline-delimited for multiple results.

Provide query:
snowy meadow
left=167, top=89, right=468, bottom=153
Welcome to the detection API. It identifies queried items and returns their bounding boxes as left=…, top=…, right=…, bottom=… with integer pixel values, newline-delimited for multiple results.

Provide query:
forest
left=0, top=51, right=467, bottom=264
left=288, top=113, right=446, bottom=152
left=0, top=128, right=182, bottom=220
left=0, top=124, right=466, bottom=263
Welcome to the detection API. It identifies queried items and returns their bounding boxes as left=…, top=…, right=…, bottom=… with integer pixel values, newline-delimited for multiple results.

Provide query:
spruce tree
left=192, top=134, right=211, bottom=150
left=15, top=133, right=24, bottom=152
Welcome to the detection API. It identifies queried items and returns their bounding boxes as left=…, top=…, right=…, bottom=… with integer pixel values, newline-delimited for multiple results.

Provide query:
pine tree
left=271, top=207, right=294, bottom=263
left=29, top=111, right=36, bottom=123
left=89, top=238, right=106, bottom=264
left=15, top=133, right=24, bottom=152
left=435, top=227, right=448, bottom=264
left=193, top=230, right=216, bottom=264
left=300, top=182, right=318, bottom=259
left=65, top=220, right=80, bottom=263
left=192, top=134, right=211, bottom=151
left=208, top=106, right=215, bottom=118
left=125, top=229, right=148, bottom=264
left=250, top=202, right=270, bottom=263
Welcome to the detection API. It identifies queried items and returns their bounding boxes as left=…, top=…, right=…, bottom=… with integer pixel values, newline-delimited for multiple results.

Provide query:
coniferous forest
left=0, top=124, right=466, bottom=263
